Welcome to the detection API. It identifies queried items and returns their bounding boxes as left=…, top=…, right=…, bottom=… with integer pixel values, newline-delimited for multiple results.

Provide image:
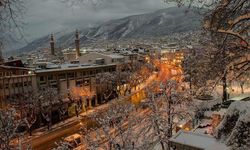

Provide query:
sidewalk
left=15, top=103, right=107, bottom=146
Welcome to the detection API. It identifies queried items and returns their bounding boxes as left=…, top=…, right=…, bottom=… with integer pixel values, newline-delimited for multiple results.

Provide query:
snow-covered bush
left=215, top=101, right=250, bottom=149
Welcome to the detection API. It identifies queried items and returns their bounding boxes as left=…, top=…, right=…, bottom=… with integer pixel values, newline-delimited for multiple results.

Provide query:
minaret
left=75, top=30, right=80, bottom=58
left=50, top=34, right=55, bottom=55
left=0, top=49, right=3, bottom=64
left=0, top=43, right=4, bottom=64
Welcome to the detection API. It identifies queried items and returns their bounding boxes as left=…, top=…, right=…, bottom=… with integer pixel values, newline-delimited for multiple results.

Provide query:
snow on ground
left=228, top=94, right=250, bottom=101
left=216, top=83, right=250, bottom=99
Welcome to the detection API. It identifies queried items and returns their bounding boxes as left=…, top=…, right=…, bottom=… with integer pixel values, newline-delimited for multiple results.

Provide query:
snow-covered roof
left=228, top=94, right=250, bottom=101
left=170, top=130, right=229, bottom=150
left=60, top=64, right=79, bottom=68
left=35, top=64, right=116, bottom=73
left=79, top=52, right=124, bottom=59
left=95, top=58, right=105, bottom=60
left=108, top=54, right=124, bottom=59
left=46, top=64, right=60, bottom=69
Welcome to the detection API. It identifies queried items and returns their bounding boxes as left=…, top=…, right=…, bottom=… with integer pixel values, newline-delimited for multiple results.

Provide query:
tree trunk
left=47, top=122, right=50, bottom=130
left=222, top=73, right=228, bottom=102
left=167, top=91, right=172, bottom=150
left=109, top=141, right=112, bottom=150
left=29, top=127, right=32, bottom=136
left=75, top=105, right=79, bottom=117
left=38, top=113, right=42, bottom=127
left=240, top=83, right=244, bottom=94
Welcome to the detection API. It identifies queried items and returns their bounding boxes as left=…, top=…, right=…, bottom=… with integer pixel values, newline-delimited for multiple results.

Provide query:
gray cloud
left=23, top=0, right=167, bottom=40
left=3, top=0, right=168, bottom=51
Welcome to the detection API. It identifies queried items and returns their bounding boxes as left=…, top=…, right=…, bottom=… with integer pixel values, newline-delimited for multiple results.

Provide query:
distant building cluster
left=0, top=30, right=158, bottom=108
left=160, top=43, right=185, bottom=66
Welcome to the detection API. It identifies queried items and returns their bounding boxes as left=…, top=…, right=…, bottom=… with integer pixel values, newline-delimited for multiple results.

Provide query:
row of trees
left=55, top=80, right=196, bottom=150
left=177, top=0, right=250, bottom=101
left=96, top=61, right=155, bottom=101
left=0, top=60, right=155, bottom=149
left=0, top=85, right=87, bottom=149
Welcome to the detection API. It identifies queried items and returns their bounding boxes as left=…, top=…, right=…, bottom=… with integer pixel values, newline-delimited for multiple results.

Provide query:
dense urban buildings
left=0, top=1, right=249, bottom=150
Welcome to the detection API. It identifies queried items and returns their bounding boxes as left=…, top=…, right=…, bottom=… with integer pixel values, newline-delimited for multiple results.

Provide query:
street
left=31, top=119, right=84, bottom=150
left=23, top=65, right=180, bottom=150
left=24, top=86, right=150, bottom=149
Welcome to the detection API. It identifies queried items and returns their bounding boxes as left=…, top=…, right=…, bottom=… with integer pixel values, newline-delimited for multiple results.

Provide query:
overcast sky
left=3, top=0, right=169, bottom=51
left=23, top=0, right=167, bottom=41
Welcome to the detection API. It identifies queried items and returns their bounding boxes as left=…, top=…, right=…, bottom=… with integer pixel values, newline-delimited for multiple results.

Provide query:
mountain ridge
left=14, top=7, right=202, bottom=55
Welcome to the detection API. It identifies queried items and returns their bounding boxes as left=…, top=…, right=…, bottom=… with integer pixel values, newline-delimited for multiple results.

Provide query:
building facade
left=78, top=52, right=125, bottom=65
left=0, top=65, right=37, bottom=107
left=35, top=64, right=116, bottom=98
left=0, top=64, right=116, bottom=108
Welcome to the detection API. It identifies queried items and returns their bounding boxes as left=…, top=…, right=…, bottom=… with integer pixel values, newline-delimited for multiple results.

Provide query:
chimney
left=50, top=34, right=55, bottom=55
left=75, top=30, right=80, bottom=58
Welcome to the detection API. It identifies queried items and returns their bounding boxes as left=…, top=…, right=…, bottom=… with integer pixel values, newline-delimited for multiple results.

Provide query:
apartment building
left=161, top=49, right=184, bottom=66
left=35, top=64, right=116, bottom=98
left=0, top=62, right=116, bottom=108
left=77, top=52, right=125, bottom=65
left=0, top=65, right=37, bottom=107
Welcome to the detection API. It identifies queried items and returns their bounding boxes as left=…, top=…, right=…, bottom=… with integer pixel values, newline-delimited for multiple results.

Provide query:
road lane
left=31, top=118, right=96, bottom=150
left=25, top=74, right=161, bottom=149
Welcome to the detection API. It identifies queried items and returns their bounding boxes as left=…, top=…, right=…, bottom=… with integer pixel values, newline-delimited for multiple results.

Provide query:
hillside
left=16, top=7, right=202, bottom=54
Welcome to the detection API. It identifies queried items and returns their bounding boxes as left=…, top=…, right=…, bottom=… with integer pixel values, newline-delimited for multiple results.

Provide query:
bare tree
left=39, top=87, right=61, bottom=130
left=96, top=61, right=154, bottom=101
left=81, top=101, right=139, bottom=149
left=69, top=86, right=94, bottom=115
left=76, top=80, right=193, bottom=150
left=20, top=91, right=43, bottom=136
left=96, top=72, right=117, bottom=102
left=0, top=0, right=26, bottom=43
left=165, top=0, right=249, bottom=101
left=113, top=70, right=130, bottom=96
left=233, top=71, right=250, bottom=94
left=0, top=108, right=20, bottom=150
left=138, top=80, right=193, bottom=150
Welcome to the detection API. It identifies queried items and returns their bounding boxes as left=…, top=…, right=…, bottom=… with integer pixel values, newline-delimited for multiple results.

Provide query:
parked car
left=64, top=133, right=83, bottom=149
